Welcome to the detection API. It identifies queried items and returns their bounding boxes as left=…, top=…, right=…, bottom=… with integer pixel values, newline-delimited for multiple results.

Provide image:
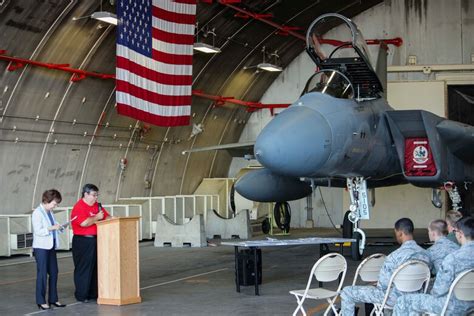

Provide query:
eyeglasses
left=87, top=192, right=99, bottom=197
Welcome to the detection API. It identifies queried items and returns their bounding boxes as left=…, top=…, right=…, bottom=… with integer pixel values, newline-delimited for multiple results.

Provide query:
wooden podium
left=96, top=217, right=141, bottom=305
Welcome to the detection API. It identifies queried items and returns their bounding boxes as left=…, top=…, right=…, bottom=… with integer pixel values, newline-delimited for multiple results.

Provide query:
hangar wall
left=230, top=0, right=474, bottom=229
left=0, top=0, right=272, bottom=214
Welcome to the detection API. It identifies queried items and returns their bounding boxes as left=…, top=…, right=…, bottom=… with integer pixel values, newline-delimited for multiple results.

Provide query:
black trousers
left=34, top=248, right=58, bottom=305
left=72, top=235, right=98, bottom=301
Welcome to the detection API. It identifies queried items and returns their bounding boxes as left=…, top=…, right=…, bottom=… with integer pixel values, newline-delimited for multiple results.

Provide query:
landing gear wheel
left=229, top=183, right=236, bottom=217
left=262, top=218, right=270, bottom=234
left=351, top=231, right=363, bottom=261
left=342, top=210, right=353, bottom=238
left=274, top=202, right=291, bottom=232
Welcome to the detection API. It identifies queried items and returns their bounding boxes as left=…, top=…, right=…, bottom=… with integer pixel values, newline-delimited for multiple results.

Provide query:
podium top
left=95, top=216, right=141, bottom=226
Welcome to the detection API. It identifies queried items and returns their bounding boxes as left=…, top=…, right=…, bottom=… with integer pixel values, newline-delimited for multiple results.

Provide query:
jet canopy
left=306, top=13, right=383, bottom=100
left=301, top=70, right=354, bottom=99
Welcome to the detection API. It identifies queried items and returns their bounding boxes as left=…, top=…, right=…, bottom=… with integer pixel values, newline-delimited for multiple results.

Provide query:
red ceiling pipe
left=218, top=0, right=306, bottom=41
left=192, top=89, right=289, bottom=112
left=218, top=2, right=403, bottom=47
left=234, top=12, right=273, bottom=19
left=0, top=52, right=115, bottom=81
left=218, top=0, right=243, bottom=3
left=0, top=51, right=290, bottom=113
left=319, top=37, right=403, bottom=47
left=366, top=38, right=403, bottom=47
left=276, top=25, right=303, bottom=36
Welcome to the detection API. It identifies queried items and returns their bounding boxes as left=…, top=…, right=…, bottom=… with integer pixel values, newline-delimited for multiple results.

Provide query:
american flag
left=116, top=0, right=196, bottom=126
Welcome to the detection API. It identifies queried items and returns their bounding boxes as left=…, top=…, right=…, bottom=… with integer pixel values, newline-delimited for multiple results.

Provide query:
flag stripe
left=153, top=16, right=195, bottom=35
left=116, top=56, right=192, bottom=85
left=152, top=6, right=196, bottom=24
left=154, top=0, right=196, bottom=14
left=117, top=69, right=191, bottom=96
left=171, top=0, right=197, bottom=6
left=152, top=27, right=194, bottom=44
left=152, top=48, right=193, bottom=65
left=117, top=81, right=192, bottom=106
left=117, top=45, right=192, bottom=75
left=152, top=38, right=193, bottom=56
left=117, top=103, right=190, bottom=126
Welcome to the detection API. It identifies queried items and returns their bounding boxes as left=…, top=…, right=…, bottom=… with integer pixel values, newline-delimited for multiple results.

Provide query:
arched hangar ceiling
left=0, top=0, right=382, bottom=211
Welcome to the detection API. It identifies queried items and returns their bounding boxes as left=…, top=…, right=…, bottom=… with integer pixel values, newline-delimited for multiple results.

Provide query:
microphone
left=98, top=202, right=103, bottom=212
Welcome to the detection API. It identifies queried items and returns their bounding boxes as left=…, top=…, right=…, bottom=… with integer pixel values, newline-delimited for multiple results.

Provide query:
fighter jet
left=234, top=13, right=474, bottom=256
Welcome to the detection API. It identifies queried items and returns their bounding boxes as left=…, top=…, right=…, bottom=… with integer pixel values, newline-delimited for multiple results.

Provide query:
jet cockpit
left=305, top=13, right=383, bottom=101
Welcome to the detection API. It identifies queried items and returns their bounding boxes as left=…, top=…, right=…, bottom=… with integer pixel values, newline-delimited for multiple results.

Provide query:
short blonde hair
left=429, top=219, right=448, bottom=236
left=446, top=210, right=462, bottom=226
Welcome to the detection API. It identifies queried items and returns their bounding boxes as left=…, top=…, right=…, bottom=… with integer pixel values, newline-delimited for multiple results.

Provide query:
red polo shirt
left=71, top=199, right=109, bottom=236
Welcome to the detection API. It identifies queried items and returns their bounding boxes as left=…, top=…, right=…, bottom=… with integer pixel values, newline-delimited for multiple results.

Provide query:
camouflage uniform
left=446, top=231, right=460, bottom=245
left=340, top=240, right=429, bottom=316
left=393, top=241, right=474, bottom=316
left=427, top=236, right=459, bottom=275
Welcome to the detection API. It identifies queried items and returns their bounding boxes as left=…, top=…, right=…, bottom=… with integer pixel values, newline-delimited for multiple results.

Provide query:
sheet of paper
left=61, top=216, right=77, bottom=229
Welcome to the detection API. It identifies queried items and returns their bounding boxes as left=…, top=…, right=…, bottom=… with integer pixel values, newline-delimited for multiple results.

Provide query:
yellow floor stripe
left=303, top=297, right=340, bottom=316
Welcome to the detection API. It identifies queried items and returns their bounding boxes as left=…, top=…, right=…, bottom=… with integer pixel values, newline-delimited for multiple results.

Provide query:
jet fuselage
left=255, top=92, right=402, bottom=183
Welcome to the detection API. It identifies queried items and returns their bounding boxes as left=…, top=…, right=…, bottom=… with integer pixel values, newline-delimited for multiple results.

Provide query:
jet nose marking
left=254, top=106, right=332, bottom=177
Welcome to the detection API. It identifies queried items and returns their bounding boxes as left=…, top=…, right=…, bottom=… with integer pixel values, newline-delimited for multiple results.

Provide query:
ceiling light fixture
left=257, top=63, right=283, bottom=72
left=91, top=11, right=118, bottom=25
left=193, top=42, right=221, bottom=54
left=244, top=46, right=283, bottom=72
left=193, top=25, right=221, bottom=54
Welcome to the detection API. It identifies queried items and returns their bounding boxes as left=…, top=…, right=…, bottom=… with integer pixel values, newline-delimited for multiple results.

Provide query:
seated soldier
left=340, top=218, right=430, bottom=316
left=446, top=210, right=462, bottom=245
left=393, top=217, right=474, bottom=315
left=427, top=219, right=459, bottom=275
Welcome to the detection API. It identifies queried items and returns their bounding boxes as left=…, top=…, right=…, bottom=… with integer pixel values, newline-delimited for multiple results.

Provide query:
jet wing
left=181, top=141, right=255, bottom=158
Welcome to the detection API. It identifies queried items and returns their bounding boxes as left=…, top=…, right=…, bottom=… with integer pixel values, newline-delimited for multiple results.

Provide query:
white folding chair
left=289, top=253, right=347, bottom=316
left=352, top=253, right=386, bottom=286
left=371, top=260, right=431, bottom=316
left=428, top=268, right=474, bottom=316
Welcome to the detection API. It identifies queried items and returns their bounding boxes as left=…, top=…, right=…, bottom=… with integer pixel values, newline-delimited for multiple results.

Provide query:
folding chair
left=428, top=268, right=474, bottom=316
left=289, top=253, right=347, bottom=316
left=352, top=253, right=386, bottom=286
left=371, top=260, right=431, bottom=316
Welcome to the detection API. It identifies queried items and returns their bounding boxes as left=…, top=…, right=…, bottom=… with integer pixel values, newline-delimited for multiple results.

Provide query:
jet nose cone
left=255, top=106, right=332, bottom=177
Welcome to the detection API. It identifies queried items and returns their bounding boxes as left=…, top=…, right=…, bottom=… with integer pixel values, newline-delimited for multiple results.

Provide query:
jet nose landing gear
left=345, top=177, right=370, bottom=260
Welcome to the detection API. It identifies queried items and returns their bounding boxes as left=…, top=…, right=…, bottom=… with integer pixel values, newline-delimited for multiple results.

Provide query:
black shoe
left=49, top=302, right=66, bottom=307
left=37, top=304, right=50, bottom=310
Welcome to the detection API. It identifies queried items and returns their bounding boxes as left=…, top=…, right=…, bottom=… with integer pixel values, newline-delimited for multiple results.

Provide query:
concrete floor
left=0, top=228, right=429, bottom=316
